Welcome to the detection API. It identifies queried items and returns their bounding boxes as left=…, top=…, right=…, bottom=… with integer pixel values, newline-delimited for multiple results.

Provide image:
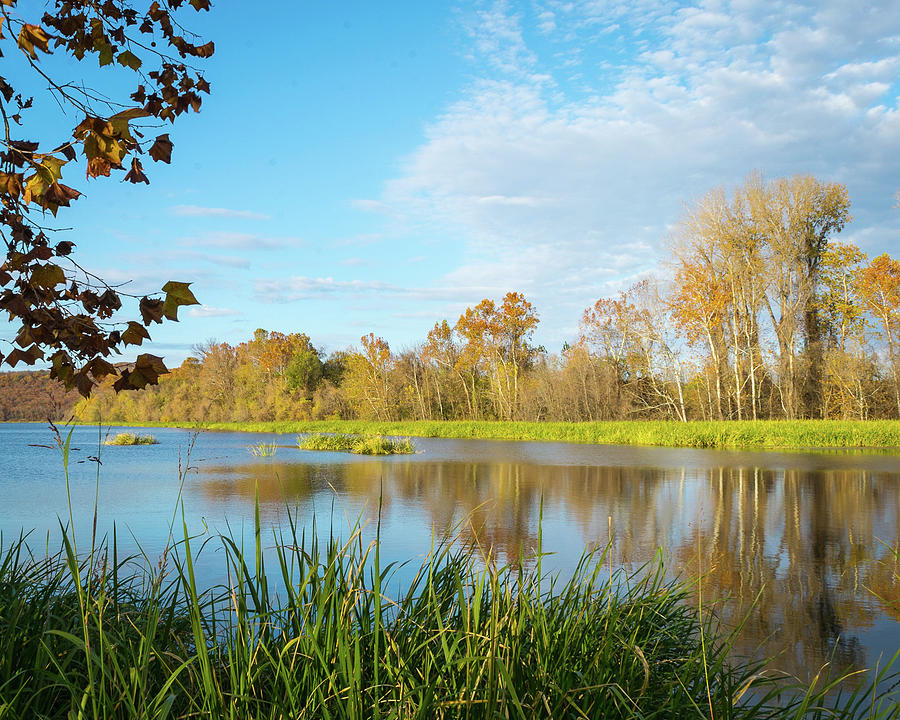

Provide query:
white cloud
left=187, top=305, right=241, bottom=318
left=171, top=205, right=271, bottom=220
left=253, top=276, right=496, bottom=305
left=180, top=231, right=303, bottom=250
left=359, top=0, right=900, bottom=336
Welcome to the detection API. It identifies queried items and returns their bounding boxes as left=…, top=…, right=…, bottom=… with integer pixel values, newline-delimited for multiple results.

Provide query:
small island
left=104, top=432, right=159, bottom=446
left=298, top=432, right=415, bottom=455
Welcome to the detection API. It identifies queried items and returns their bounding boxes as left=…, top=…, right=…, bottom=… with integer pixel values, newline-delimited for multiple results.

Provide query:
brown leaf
left=135, top=353, right=167, bottom=377
left=122, top=320, right=151, bottom=345
left=6, top=345, right=43, bottom=367
left=0, top=171, right=22, bottom=197
left=17, top=24, right=51, bottom=60
left=75, top=371, right=95, bottom=397
left=139, top=296, right=165, bottom=324
left=44, top=182, right=81, bottom=207
left=148, top=134, right=173, bottom=163
left=124, top=157, right=149, bottom=184
left=194, top=40, right=214, bottom=58
left=73, top=116, right=114, bottom=138
left=86, top=357, right=117, bottom=381
left=87, top=156, right=112, bottom=178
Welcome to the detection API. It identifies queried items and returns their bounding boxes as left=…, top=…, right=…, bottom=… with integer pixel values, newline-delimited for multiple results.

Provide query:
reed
left=248, top=440, right=278, bottom=457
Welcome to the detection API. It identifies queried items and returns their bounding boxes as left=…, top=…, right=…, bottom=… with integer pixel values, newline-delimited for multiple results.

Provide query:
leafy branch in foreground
left=0, top=0, right=212, bottom=395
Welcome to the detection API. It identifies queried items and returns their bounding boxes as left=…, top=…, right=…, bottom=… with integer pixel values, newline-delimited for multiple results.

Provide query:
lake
left=2, top=422, right=899, bottom=679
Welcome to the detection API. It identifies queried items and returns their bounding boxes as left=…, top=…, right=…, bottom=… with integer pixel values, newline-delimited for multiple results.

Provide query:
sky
left=3, top=0, right=900, bottom=367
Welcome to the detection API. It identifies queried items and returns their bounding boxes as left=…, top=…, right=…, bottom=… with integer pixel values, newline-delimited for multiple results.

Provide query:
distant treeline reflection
left=191, top=457, right=900, bottom=678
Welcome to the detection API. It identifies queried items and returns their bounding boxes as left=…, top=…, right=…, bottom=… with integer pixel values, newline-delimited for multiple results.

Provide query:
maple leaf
left=161, top=280, right=199, bottom=320
left=122, top=320, right=151, bottom=345
left=149, top=134, right=173, bottom=163
left=17, top=24, right=51, bottom=60
left=44, top=183, right=81, bottom=208
left=116, top=50, right=142, bottom=70
left=139, top=296, right=165, bottom=324
left=124, top=157, right=149, bottom=184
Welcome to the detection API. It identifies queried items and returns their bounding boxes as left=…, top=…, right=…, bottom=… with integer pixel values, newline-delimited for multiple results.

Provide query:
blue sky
left=4, top=0, right=900, bottom=366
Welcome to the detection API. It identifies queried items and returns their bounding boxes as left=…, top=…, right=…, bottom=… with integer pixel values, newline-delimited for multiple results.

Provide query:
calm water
left=2, top=423, right=899, bottom=677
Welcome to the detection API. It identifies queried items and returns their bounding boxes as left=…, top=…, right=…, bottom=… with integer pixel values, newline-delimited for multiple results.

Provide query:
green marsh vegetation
left=298, top=432, right=416, bottom=455
left=5, top=517, right=900, bottom=719
left=104, top=432, right=159, bottom=446
left=163, top=419, right=900, bottom=450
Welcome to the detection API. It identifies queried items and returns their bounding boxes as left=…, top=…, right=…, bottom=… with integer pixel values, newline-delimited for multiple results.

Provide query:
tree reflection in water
left=190, top=452, right=900, bottom=679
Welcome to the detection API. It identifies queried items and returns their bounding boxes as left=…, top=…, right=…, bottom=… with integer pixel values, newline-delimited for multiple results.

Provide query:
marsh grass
left=248, top=440, right=278, bottom=457
left=104, top=432, right=158, bottom=446
left=151, top=419, right=900, bottom=450
left=298, top=432, right=415, bottom=455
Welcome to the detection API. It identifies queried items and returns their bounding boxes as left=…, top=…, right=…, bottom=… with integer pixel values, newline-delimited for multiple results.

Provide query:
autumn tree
left=818, top=242, right=871, bottom=418
left=578, top=289, right=643, bottom=411
left=343, top=333, right=396, bottom=420
left=669, top=240, right=730, bottom=419
left=857, top=253, right=900, bottom=416
left=0, top=0, right=213, bottom=396
left=454, top=303, right=492, bottom=418
left=750, top=174, right=851, bottom=418
left=422, top=319, right=465, bottom=419
left=455, top=292, right=539, bottom=420
left=671, top=173, right=850, bottom=420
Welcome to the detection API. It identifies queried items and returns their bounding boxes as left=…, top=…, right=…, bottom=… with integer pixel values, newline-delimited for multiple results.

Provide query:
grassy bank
left=3, top=518, right=899, bottom=719
left=145, top=419, right=900, bottom=450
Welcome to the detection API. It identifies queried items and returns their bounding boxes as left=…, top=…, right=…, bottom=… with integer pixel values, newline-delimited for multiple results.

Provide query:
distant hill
left=0, top=371, right=80, bottom=421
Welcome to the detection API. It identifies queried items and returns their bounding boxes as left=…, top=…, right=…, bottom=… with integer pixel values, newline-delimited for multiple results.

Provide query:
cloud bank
left=358, top=0, right=900, bottom=330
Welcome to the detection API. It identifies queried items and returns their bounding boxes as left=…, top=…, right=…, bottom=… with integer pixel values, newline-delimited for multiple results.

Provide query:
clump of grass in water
left=298, top=432, right=415, bottom=455
left=248, top=440, right=278, bottom=457
left=104, top=432, right=158, bottom=445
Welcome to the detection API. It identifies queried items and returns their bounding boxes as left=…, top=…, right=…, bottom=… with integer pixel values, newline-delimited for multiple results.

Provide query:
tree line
left=68, top=174, right=900, bottom=424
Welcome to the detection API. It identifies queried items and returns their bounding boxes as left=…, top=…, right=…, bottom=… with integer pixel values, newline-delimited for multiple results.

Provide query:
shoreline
left=59, top=418, right=900, bottom=451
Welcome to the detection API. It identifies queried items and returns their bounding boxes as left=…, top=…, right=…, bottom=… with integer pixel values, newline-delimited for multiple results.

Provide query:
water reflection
left=191, top=454, right=900, bottom=678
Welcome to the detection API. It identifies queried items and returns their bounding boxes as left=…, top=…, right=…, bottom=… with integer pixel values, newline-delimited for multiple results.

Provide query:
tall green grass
left=4, top=516, right=900, bottom=719
left=146, top=419, right=900, bottom=450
